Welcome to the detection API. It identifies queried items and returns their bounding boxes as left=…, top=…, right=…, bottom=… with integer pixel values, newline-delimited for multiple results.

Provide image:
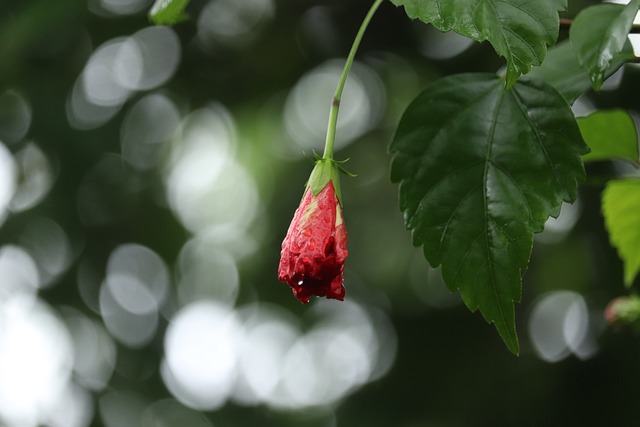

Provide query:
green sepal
left=337, top=163, right=357, bottom=178
left=332, top=157, right=357, bottom=178
left=306, top=157, right=347, bottom=206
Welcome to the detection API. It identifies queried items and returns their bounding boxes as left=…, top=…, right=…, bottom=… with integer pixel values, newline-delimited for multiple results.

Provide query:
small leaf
left=389, top=0, right=566, bottom=88
left=389, top=73, right=588, bottom=354
left=149, top=0, right=190, bottom=25
left=603, top=179, right=640, bottom=286
left=527, top=40, right=635, bottom=104
left=578, top=110, right=639, bottom=164
left=570, top=0, right=640, bottom=90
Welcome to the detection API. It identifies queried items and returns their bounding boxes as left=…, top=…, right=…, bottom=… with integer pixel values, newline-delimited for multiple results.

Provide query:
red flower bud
left=278, top=181, right=348, bottom=303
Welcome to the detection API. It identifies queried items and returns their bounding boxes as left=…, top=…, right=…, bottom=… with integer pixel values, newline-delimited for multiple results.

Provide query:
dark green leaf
left=389, top=73, right=588, bottom=354
left=149, top=0, right=190, bottom=25
left=526, top=40, right=635, bottom=104
left=570, top=0, right=640, bottom=90
left=389, top=0, right=566, bottom=88
left=603, top=179, right=640, bottom=286
left=579, top=110, right=639, bottom=164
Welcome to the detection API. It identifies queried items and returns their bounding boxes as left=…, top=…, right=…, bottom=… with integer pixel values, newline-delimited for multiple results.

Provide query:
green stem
left=322, top=0, right=384, bottom=160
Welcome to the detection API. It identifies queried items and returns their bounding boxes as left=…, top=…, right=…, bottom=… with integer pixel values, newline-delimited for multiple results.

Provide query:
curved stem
left=322, top=0, right=384, bottom=160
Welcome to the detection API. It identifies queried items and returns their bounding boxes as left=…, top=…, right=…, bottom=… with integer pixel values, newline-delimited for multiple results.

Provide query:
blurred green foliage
left=0, top=0, right=639, bottom=426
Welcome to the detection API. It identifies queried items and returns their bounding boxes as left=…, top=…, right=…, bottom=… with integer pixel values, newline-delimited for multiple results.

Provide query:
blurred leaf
left=603, top=179, right=640, bottom=286
left=389, top=0, right=566, bottom=88
left=579, top=110, right=639, bottom=164
left=149, top=0, right=190, bottom=25
left=527, top=40, right=635, bottom=104
left=0, top=0, right=85, bottom=81
left=389, top=73, right=588, bottom=354
left=569, top=0, right=640, bottom=90
left=605, top=294, right=640, bottom=329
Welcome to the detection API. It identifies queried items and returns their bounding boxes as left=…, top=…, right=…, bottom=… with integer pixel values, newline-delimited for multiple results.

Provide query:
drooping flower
left=278, top=158, right=348, bottom=303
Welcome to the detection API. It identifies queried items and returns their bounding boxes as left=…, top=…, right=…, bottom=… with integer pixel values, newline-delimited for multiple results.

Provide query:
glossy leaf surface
left=389, top=0, right=566, bottom=87
left=527, top=40, right=635, bottom=104
left=389, top=73, right=588, bottom=353
left=570, top=0, right=640, bottom=90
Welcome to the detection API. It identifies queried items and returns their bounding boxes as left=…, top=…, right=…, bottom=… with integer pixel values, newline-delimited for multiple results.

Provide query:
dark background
left=0, top=0, right=638, bottom=426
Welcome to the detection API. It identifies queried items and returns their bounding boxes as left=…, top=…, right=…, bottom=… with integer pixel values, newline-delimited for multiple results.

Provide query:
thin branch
left=560, top=17, right=640, bottom=33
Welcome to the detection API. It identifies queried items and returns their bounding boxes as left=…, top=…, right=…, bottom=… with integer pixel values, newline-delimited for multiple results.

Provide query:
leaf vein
left=495, top=0, right=547, bottom=37
left=411, top=81, right=502, bottom=183
left=487, top=160, right=534, bottom=223
left=439, top=183, right=484, bottom=254
left=412, top=161, right=483, bottom=222
left=502, top=26, right=538, bottom=63
left=492, top=220, right=526, bottom=266
left=511, top=89, right=563, bottom=190
left=451, top=232, right=485, bottom=284
left=483, top=86, right=509, bottom=337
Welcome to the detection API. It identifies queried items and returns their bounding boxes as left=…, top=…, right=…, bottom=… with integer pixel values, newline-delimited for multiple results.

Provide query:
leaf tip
left=624, top=269, right=638, bottom=288
left=493, top=314, right=520, bottom=355
left=503, top=333, right=520, bottom=356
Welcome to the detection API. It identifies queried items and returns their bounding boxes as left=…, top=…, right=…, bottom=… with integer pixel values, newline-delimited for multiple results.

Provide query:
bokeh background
left=1, top=0, right=639, bottom=426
